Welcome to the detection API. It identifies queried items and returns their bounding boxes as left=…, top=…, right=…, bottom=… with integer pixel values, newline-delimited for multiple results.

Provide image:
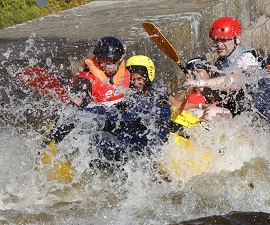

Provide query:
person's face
left=130, top=72, right=146, bottom=92
left=186, top=68, right=210, bottom=80
left=99, top=57, right=122, bottom=76
left=213, top=38, right=240, bottom=57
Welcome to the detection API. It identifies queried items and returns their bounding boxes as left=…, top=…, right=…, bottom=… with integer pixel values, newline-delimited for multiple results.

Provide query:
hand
left=202, top=106, right=232, bottom=121
left=206, top=102, right=217, bottom=108
left=183, top=79, right=196, bottom=89
left=71, top=96, right=83, bottom=106
left=183, top=79, right=204, bottom=88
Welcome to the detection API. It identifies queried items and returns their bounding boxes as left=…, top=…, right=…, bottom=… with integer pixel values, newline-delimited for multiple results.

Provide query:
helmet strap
left=225, top=38, right=238, bottom=58
left=142, top=79, right=151, bottom=95
left=108, top=75, right=114, bottom=85
left=233, top=38, right=239, bottom=47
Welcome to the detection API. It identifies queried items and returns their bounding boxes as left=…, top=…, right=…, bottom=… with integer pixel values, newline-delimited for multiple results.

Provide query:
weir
left=1, top=1, right=270, bottom=77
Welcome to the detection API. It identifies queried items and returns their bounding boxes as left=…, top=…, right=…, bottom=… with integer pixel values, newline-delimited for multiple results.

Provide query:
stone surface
left=0, top=0, right=212, bottom=83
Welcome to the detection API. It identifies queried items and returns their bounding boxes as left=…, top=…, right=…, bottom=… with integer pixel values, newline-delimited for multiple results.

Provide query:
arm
left=168, top=94, right=183, bottom=108
left=184, top=102, right=213, bottom=110
left=184, top=52, right=263, bottom=91
left=173, top=88, right=213, bottom=112
left=69, top=77, right=92, bottom=107
left=183, top=74, right=239, bottom=91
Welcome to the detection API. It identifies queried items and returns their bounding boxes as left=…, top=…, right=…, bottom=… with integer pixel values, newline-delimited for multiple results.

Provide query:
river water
left=0, top=74, right=270, bottom=225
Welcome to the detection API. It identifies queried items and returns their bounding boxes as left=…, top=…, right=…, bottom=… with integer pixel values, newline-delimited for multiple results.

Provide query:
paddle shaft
left=142, top=21, right=193, bottom=113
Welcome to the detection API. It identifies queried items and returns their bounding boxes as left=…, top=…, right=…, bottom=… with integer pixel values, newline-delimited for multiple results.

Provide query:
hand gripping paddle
left=142, top=21, right=191, bottom=113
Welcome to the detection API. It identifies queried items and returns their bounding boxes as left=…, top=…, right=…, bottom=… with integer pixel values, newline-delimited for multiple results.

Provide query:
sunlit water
left=1, top=76, right=270, bottom=225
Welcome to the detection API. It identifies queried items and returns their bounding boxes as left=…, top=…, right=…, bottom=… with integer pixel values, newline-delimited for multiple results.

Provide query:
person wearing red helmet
left=184, top=16, right=266, bottom=117
left=209, top=16, right=265, bottom=72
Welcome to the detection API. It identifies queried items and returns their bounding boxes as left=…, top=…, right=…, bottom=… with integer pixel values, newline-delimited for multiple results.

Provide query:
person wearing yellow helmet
left=126, top=55, right=155, bottom=95
left=126, top=55, right=182, bottom=109
left=97, top=55, right=179, bottom=160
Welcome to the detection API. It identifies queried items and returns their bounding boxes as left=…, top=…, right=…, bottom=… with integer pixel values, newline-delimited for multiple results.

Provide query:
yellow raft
left=159, top=132, right=212, bottom=182
left=36, top=109, right=210, bottom=183
left=36, top=139, right=76, bottom=183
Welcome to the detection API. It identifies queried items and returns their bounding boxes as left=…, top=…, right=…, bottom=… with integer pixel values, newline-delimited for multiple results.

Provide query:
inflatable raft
left=36, top=108, right=210, bottom=183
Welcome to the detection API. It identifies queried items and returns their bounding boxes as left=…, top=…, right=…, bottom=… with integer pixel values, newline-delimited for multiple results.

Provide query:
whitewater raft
left=36, top=107, right=211, bottom=184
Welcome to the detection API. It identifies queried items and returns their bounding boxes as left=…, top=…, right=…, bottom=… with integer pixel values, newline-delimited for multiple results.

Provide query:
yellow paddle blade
left=36, top=139, right=76, bottom=183
left=142, top=21, right=180, bottom=64
left=159, top=133, right=212, bottom=182
left=171, top=107, right=206, bottom=127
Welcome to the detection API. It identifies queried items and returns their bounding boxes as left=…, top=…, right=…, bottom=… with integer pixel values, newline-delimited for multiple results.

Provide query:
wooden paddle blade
left=17, top=68, right=69, bottom=101
left=142, top=21, right=180, bottom=64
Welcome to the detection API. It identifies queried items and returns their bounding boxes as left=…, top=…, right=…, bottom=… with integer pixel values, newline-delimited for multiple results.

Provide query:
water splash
left=0, top=20, right=270, bottom=225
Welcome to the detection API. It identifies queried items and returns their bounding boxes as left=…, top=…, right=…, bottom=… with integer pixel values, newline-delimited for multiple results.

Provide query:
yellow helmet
left=126, top=55, right=155, bottom=81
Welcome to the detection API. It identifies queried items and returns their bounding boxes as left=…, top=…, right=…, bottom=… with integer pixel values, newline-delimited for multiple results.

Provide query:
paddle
left=142, top=21, right=187, bottom=74
left=17, top=67, right=69, bottom=101
left=142, top=21, right=192, bottom=113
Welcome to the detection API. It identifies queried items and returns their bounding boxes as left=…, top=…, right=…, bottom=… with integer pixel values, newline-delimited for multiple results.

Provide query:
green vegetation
left=0, top=0, right=94, bottom=28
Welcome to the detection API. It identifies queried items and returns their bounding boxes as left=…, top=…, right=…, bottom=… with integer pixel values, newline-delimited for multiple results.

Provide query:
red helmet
left=209, top=16, right=242, bottom=40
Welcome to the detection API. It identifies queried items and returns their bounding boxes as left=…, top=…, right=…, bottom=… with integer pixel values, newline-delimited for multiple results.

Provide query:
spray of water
left=0, top=18, right=270, bottom=225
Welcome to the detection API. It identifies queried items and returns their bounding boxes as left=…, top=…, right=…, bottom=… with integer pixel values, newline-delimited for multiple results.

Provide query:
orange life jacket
left=72, top=57, right=130, bottom=107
